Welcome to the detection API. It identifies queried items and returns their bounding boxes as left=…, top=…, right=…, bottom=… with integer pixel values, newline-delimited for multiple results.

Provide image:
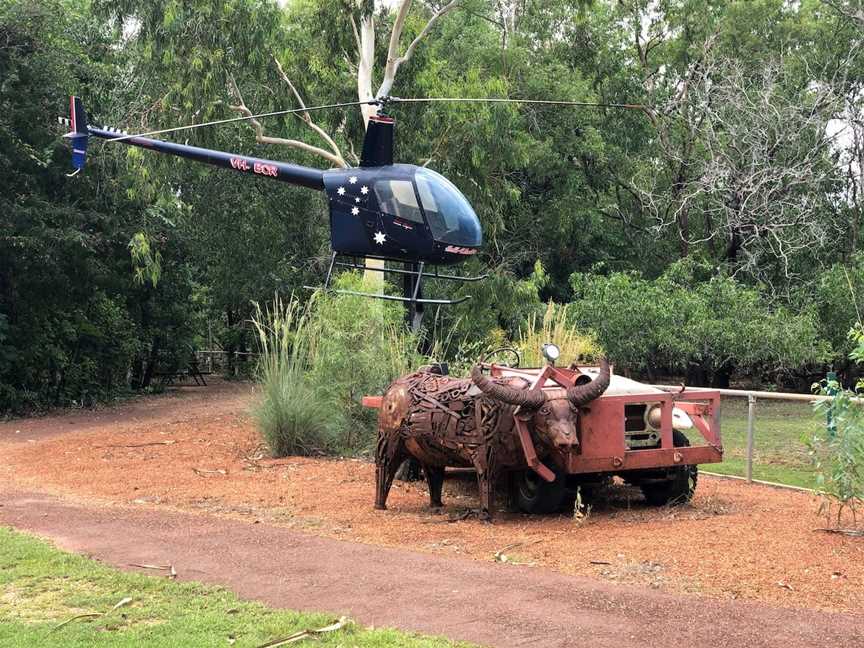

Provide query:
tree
left=654, top=60, right=846, bottom=286
left=0, top=0, right=199, bottom=411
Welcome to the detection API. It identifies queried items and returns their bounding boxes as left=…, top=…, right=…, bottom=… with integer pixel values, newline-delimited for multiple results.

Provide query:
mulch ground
left=1, top=379, right=861, bottom=614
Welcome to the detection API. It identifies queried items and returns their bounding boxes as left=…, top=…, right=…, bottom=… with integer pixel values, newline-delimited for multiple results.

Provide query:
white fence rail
left=651, top=384, right=842, bottom=485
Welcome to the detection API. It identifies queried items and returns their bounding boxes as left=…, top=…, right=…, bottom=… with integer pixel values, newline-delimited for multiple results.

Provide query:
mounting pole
left=403, top=262, right=425, bottom=333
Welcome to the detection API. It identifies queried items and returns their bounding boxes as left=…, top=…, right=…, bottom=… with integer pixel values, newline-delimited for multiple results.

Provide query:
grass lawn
left=701, top=397, right=823, bottom=489
left=0, top=527, right=471, bottom=648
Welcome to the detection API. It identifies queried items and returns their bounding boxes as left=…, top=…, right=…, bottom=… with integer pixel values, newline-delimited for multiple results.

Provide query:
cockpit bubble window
left=415, top=168, right=482, bottom=247
left=374, top=179, right=424, bottom=223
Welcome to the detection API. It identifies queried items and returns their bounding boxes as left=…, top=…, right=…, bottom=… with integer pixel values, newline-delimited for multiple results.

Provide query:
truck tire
left=640, top=431, right=697, bottom=506
left=512, top=468, right=567, bottom=514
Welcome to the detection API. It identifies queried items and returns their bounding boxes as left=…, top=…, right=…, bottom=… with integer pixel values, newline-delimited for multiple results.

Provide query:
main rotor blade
left=103, top=100, right=380, bottom=144
left=387, top=96, right=645, bottom=110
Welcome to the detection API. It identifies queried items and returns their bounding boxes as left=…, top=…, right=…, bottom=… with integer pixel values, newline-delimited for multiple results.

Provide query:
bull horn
left=470, top=365, right=546, bottom=409
left=567, top=358, right=611, bottom=407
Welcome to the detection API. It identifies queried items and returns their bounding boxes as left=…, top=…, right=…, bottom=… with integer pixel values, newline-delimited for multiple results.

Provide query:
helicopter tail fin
left=360, top=114, right=394, bottom=167
left=59, top=96, right=90, bottom=174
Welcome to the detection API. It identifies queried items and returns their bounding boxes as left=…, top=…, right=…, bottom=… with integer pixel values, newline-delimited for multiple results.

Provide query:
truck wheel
left=640, top=431, right=698, bottom=506
left=513, top=469, right=567, bottom=514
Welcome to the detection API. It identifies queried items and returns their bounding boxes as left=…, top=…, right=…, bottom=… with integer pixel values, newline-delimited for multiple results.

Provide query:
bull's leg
left=471, top=447, right=496, bottom=521
left=375, top=432, right=407, bottom=511
left=422, top=464, right=445, bottom=509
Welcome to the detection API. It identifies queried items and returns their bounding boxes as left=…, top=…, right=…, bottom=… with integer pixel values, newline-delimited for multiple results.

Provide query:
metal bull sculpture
left=374, top=359, right=611, bottom=519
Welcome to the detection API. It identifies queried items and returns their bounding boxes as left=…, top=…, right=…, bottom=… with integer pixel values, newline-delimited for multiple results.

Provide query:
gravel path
left=1, top=489, right=861, bottom=648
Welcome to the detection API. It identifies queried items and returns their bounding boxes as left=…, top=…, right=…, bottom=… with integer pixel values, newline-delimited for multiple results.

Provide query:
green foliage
left=251, top=295, right=343, bottom=457
left=128, top=232, right=163, bottom=287
left=812, top=256, right=864, bottom=368
left=252, top=277, right=421, bottom=456
left=810, top=375, right=864, bottom=527
left=4, top=0, right=864, bottom=414
left=306, top=275, right=423, bottom=452
left=515, top=302, right=601, bottom=368
left=0, top=0, right=200, bottom=414
left=568, top=260, right=829, bottom=385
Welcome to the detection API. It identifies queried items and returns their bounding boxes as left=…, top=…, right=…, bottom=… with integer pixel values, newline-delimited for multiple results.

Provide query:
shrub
left=809, top=378, right=864, bottom=528
left=306, top=274, right=423, bottom=452
left=568, top=260, right=829, bottom=385
left=805, top=325, right=864, bottom=528
left=251, top=295, right=344, bottom=457
left=252, top=275, right=425, bottom=457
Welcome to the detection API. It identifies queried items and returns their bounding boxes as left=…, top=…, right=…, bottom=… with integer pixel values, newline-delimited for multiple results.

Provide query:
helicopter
left=61, top=95, right=641, bottom=329
left=61, top=96, right=486, bottom=330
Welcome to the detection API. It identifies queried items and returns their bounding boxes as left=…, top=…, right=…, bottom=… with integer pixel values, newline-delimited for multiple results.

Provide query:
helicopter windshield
left=415, top=168, right=482, bottom=247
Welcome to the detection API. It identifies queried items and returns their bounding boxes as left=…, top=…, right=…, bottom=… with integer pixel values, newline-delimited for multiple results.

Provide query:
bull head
left=470, top=358, right=611, bottom=450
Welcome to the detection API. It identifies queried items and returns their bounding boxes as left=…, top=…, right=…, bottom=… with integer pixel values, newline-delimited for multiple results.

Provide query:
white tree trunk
left=355, top=7, right=385, bottom=283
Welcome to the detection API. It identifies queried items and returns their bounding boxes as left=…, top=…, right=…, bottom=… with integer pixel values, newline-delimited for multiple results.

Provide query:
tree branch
left=356, top=5, right=376, bottom=125
left=272, top=56, right=347, bottom=165
left=377, top=0, right=459, bottom=98
left=227, top=76, right=347, bottom=168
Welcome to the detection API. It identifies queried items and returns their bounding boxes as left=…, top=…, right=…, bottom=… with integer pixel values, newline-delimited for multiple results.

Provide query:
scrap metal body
left=374, top=370, right=528, bottom=518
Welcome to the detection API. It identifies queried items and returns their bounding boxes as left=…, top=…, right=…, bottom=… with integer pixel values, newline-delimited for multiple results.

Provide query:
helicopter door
left=372, top=179, right=429, bottom=254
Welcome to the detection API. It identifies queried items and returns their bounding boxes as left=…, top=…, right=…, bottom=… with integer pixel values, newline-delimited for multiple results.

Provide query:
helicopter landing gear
left=403, top=262, right=425, bottom=332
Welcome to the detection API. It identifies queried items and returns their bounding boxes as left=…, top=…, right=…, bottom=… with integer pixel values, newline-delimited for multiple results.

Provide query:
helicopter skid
left=304, top=287, right=470, bottom=306
left=334, top=255, right=488, bottom=283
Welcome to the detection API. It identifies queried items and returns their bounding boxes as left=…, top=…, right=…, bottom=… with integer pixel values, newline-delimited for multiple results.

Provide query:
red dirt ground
left=1, top=379, right=861, bottom=614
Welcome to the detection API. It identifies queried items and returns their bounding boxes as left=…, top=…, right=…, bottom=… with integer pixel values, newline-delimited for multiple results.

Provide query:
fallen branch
left=49, top=597, right=133, bottom=633
left=130, top=563, right=177, bottom=578
left=256, top=616, right=351, bottom=647
left=111, top=597, right=133, bottom=611
left=99, top=440, right=176, bottom=449
left=814, top=527, right=864, bottom=537
left=50, top=613, right=102, bottom=633
left=193, top=468, right=227, bottom=477
left=447, top=510, right=473, bottom=523
left=493, top=539, right=542, bottom=565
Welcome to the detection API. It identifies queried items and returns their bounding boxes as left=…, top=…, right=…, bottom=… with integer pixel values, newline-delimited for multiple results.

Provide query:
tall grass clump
left=251, top=294, right=344, bottom=457
left=516, top=302, right=601, bottom=367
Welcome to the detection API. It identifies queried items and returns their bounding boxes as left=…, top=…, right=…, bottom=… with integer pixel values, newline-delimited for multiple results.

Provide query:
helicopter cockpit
left=323, top=163, right=482, bottom=266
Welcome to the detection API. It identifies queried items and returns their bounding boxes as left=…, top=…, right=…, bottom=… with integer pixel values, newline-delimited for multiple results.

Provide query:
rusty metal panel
left=579, top=397, right=627, bottom=458
left=566, top=445, right=723, bottom=473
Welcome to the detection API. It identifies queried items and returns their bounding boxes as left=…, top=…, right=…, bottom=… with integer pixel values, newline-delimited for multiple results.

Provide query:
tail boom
left=62, top=96, right=325, bottom=190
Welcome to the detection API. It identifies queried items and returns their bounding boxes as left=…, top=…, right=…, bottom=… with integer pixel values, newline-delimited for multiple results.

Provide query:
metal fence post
left=746, top=393, right=756, bottom=483
left=826, top=370, right=838, bottom=438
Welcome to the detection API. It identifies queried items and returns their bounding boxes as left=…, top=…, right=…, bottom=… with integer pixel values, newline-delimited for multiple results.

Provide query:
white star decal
left=351, top=206, right=360, bottom=215
left=348, top=176, right=358, bottom=184
left=360, top=185, right=369, bottom=195
left=355, top=197, right=361, bottom=203
left=337, top=186, right=345, bottom=196
left=373, top=231, right=387, bottom=245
